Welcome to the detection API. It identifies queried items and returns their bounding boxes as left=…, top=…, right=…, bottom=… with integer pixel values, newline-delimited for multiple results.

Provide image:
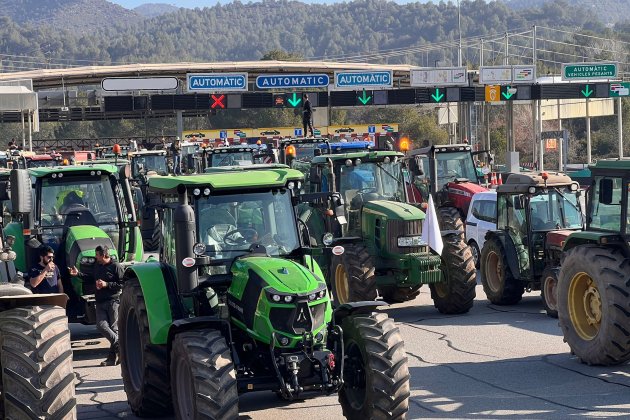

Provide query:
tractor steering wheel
left=224, top=228, right=258, bottom=246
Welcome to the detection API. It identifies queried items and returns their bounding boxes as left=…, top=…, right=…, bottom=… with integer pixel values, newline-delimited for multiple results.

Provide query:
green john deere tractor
left=557, top=159, right=630, bottom=365
left=480, top=172, right=583, bottom=317
left=0, top=179, right=76, bottom=419
left=118, top=166, right=410, bottom=419
left=304, top=150, right=476, bottom=313
left=5, top=165, right=143, bottom=324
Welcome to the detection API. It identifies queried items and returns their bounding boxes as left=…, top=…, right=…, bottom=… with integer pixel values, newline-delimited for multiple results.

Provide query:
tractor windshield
left=589, top=176, right=623, bottom=232
left=435, top=151, right=478, bottom=189
left=132, top=155, right=168, bottom=177
left=211, top=151, right=254, bottom=167
left=27, top=159, right=59, bottom=168
left=197, top=190, right=299, bottom=259
left=38, top=175, right=121, bottom=251
left=529, top=189, right=582, bottom=231
left=338, top=161, right=404, bottom=204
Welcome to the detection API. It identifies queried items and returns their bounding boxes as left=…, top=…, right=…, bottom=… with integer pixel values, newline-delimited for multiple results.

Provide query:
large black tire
left=557, top=245, right=630, bottom=366
left=541, top=266, right=559, bottom=318
left=141, top=208, right=162, bottom=252
left=0, top=283, right=32, bottom=297
left=119, top=278, right=172, bottom=416
left=436, top=206, right=465, bottom=236
left=339, top=313, right=410, bottom=420
left=330, top=244, right=377, bottom=304
left=379, top=285, right=421, bottom=304
left=0, top=305, right=76, bottom=420
left=480, top=237, right=524, bottom=305
left=170, top=330, right=238, bottom=419
left=468, top=240, right=481, bottom=269
left=429, top=236, right=477, bottom=314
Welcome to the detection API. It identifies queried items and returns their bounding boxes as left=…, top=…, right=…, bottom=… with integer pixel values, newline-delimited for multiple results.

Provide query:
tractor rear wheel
left=379, top=285, right=422, bottom=303
left=430, top=236, right=476, bottom=314
left=541, top=266, right=559, bottom=318
left=0, top=305, right=76, bottom=420
left=171, top=330, right=238, bottom=419
left=330, top=244, right=376, bottom=305
left=558, top=245, right=630, bottom=366
left=480, top=237, right=524, bottom=305
left=119, top=278, right=172, bottom=416
left=436, top=206, right=465, bottom=236
left=339, top=312, right=410, bottom=420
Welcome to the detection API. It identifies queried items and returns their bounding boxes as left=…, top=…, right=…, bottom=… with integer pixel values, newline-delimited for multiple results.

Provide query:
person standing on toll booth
left=171, top=137, right=182, bottom=175
left=302, top=94, right=314, bottom=138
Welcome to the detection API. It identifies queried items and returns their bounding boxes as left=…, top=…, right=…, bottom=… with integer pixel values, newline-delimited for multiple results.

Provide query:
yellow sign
left=545, top=138, right=558, bottom=151
left=485, top=85, right=501, bottom=102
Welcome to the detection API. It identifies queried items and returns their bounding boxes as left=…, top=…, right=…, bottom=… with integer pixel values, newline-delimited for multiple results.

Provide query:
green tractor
left=118, top=166, right=410, bottom=418
left=557, top=159, right=630, bottom=365
left=304, top=150, right=476, bottom=313
left=0, top=178, right=76, bottom=419
left=128, top=149, right=169, bottom=251
left=479, top=172, right=583, bottom=316
left=5, top=164, right=143, bottom=323
left=197, top=144, right=277, bottom=172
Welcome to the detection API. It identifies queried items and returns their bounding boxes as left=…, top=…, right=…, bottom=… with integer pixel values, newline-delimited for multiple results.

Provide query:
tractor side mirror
left=599, top=178, right=614, bottom=205
left=309, top=166, right=321, bottom=184
left=9, top=169, right=32, bottom=214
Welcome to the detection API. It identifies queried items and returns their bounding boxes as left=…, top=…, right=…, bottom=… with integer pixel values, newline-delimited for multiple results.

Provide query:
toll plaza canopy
left=0, top=86, right=37, bottom=111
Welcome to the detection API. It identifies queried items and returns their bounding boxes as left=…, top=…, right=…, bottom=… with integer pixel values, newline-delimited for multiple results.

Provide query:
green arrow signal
left=501, top=86, right=514, bottom=100
left=431, top=88, right=444, bottom=102
left=581, top=85, right=593, bottom=98
left=287, top=93, right=302, bottom=107
left=358, top=89, right=372, bottom=105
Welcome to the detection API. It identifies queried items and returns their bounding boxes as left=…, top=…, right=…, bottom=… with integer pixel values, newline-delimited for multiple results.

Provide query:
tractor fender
left=0, top=292, right=68, bottom=309
left=485, top=231, right=521, bottom=280
left=563, top=231, right=630, bottom=257
left=124, top=262, right=177, bottom=345
left=166, top=316, right=233, bottom=365
left=333, top=301, right=388, bottom=326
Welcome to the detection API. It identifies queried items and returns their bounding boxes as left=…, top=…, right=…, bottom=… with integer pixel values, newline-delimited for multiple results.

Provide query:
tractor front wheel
left=0, top=305, right=76, bottom=420
left=558, top=245, right=630, bottom=365
left=480, top=237, right=524, bottom=305
left=339, top=312, right=410, bottom=420
left=430, top=236, right=476, bottom=314
left=119, top=278, right=172, bottom=416
left=541, top=266, right=559, bottom=318
left=171, top=330, right=238, bottom=419
left=330, top=245, right=376, bottom=305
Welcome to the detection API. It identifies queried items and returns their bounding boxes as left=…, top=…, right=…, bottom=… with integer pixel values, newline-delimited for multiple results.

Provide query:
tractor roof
left=281, top=137, right=328, bottom=146
left=204, top=163, right=290, bottom=173
left=409, top=143, right=473, bottom=156
left=589, top=158, right=630, bottom=171
left=497, top=172, right=577, bottom=193
left=311, top=150, right=402, bottom=164
left=205, top=145, right=262, bottom=154
left=29, top=163, right=120, bottom=178
left=148, top=167, right=304, bottom=193
left=128, top=150, right=166, bottom=157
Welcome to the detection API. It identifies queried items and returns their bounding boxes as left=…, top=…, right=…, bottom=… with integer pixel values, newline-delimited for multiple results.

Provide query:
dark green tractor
left=480, top=172, right=583, bottom=317
left=118, top=167, right=410, bottom=419
left=557, top=159, right=630, bottom=365
left=5, top=165, right=143, bottom=324
left=0, top=179, right=76, bottom=419
left=196, top=144, right=277, bottom=172
left=304, top=150, right=476, bottom=313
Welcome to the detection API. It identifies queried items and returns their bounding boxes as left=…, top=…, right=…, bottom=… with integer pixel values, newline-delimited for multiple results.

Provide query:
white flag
left=421, top=195, right=443, bottom=256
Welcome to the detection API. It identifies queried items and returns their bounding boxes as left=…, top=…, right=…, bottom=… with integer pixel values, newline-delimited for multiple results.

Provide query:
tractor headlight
left=283, top=295, right=293, bottom=303
left=80, top=256, right=96, bottom=264
left=397, top=236, right=425, bottom=247
left=318, top=290, right=326, bottom=299
left=203, top=188, right=211, bottom=196
left=272, top=294, right=281, bottom=302
left=322, top=233, right=334, bottom=246
left=193, top=242, right=206, bottom=256
left=570, top=183, right=578, bottom=191
left=308, top=293, right=317, bottom=301
left=528, top=187, right=536, bottom=194
left=193, top=188, right=201, bottom=197
left=279, top=336, right=290, bottom=346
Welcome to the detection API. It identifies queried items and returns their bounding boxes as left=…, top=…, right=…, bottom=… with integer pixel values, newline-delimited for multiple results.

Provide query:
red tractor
left=404, top=144, right=489, bottom=234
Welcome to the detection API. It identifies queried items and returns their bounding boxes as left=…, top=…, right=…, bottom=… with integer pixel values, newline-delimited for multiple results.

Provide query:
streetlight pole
left=457, top=0, right=462, bottom=67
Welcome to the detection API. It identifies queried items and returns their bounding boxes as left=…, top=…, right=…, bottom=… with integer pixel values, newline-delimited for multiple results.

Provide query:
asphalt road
left=72, top=284, right=630, bottom=419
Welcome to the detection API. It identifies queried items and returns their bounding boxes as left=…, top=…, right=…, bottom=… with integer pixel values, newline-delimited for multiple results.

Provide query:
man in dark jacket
left=170, top=138, right=182, bottom=174
left=302, top=94, right=314, bottom=138
left=70, top=245, right=124, bottom=366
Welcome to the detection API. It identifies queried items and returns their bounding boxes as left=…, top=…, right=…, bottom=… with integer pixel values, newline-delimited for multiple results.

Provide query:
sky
left=107, top=0, right=434, bottom=9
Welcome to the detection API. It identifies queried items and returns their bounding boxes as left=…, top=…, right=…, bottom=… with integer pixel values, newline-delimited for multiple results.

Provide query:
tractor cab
left=279, top=137, right=330, bottom=165
left=404, top=144, right=488, bottom=216
left=129, top=149, right=168, bottom=179
left=199, top=144, right=276, bottom=172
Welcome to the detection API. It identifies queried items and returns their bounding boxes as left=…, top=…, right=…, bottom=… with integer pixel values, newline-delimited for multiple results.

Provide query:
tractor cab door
left=498, top=193, right=530, bottom=279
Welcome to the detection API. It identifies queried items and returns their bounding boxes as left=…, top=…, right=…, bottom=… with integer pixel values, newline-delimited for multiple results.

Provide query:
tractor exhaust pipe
left=175, top=186, right=198, bottom=294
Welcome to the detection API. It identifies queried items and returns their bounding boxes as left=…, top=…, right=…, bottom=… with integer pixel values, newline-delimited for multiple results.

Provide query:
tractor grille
left=79, top=263, right=97, bottom=295
left=269, top=302, right=327, bottom=335
left=387, top=220, right=423, bottom=253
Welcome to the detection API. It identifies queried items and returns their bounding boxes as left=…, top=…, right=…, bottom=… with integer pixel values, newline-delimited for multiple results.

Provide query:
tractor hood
left=233, top=256, right=324, bottom=294
left=546, top=230, right=575, bottom=249
left=362, top=200, right=424, bottom=221
left=446, top=181, right=488, bottom=215
left=65, top=225, right=117, bottom=274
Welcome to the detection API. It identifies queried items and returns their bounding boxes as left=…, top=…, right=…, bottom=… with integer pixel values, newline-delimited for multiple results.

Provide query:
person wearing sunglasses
left=29, top=245, right=63, bottom=294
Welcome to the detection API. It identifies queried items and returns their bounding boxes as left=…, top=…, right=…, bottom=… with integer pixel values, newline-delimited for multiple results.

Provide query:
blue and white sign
left=294, top=128, right=303, bottom=137
left=256, top=74, right=329, bottom=89
left=334, top=70, right=393, bottom=89
left=187, top=73, right=248, bottom=92
left=368, top=125, right=376, bottom=134
left=219, top=130, right=227, bottom=139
